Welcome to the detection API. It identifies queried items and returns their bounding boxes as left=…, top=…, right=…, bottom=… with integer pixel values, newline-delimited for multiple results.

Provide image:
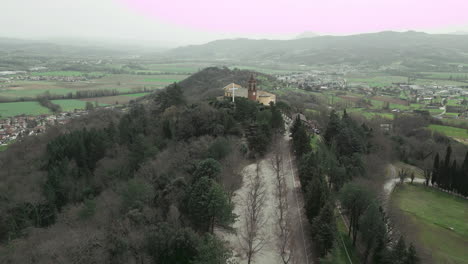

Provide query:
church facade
left=223, top=75, right=276, bottom=105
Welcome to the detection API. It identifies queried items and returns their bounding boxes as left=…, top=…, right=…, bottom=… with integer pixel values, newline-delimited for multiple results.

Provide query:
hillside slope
left=163, top=31, right=468, bottom=66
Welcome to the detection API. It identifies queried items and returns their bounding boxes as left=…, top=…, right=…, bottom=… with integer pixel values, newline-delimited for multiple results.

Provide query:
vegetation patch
left=392, top=184, right=468, bottom=264
left=428, top=125, right=468, bottom=140
left=0, top=101, right=50, bottom=117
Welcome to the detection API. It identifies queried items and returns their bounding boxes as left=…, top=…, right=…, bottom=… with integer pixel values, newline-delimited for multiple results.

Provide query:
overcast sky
left=1, top=0, right=468, bottom=48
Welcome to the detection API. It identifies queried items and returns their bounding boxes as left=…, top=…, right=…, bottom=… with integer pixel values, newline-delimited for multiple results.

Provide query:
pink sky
left=120, top=0, right=468, bottom=34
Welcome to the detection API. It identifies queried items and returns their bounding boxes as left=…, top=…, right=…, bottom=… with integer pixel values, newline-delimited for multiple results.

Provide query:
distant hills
left=164, top=31, right=468, bottom=67
left=295, top=31, right=320, bottom=39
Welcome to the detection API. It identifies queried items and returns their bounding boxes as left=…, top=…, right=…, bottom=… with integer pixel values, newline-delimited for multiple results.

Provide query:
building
left=223, top=75, right=276, bottom=105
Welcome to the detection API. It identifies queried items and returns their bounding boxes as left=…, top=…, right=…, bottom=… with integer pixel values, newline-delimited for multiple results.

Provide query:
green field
left=51, top=99, right=89, bottom=111
left=143, top=78, right=180, bottom=83
left=0, top=145, right=8, bottom=152
left=0, top=102, right=50, bottom=117
left=123, top=93, right=151, bottom=97
left=347, top=75, right=407, bottom=88
left=31, top=71, right=103, bottom=77
left=428, top=125, right=468, bottom=140
left=392, top=184, right=468, bottom=264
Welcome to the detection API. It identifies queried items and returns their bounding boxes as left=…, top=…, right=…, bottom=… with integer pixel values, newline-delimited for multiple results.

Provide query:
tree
left=392, top=236, right=407, bottom=264
left=186, top=177, right=234, bottom=233
left=432, top=153, right=440, bottom=186
left=311, top=202, right=336, bottom=257
left=339, top=183, right=373, bottom=245
left=192, top=235, right=233, bottom=264
left=359, top=202, right=386, bottom=263
left=423, top=169, right=431, bottom=186
left=85, top=101, right=95, bottom=111
left=292, top=125, right=311, bottom=158
left=146, top=223, right=199, bottom=264
left=410, top=172, right=415, bottom=184
left=324, top=110, right=341, bottom=144
left=270, top=138, right=293, bottom=264
left=398, top=169, right=409, bottom=184
left=193, top=159, right=222, bottom=181
left=270, top=102, right=284, bottom=132
left=239, top=162, right=267, bottom=264
left=405, top=243, right=419, bottom=264
left=304, top=175, right=329, bottom=220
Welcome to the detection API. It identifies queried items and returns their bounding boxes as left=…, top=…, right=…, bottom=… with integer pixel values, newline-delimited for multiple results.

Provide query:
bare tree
left=398, top=169, right=409, bottom=184
left=270, top=138, right=294, bottom=264
left=424, top=169, right=431, bottom=186
left=239, top=161, right=267, bottom=264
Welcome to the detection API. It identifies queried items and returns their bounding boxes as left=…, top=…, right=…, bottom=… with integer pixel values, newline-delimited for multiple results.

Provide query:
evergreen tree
left=324, top=110, right=341, bottom=144
left=290, top=115, right=302, bottom=137
left=405, top=243, right=419, bottom=264
left=311, top=202, right=336, bottom=257
left=462, top=151, right=468, bottom=196
left=185, top=177, right=234, bottom=233
left=304, top=175, right=329, bottom=220
left=392, top=236, right=407, bottom=264
left=359, top=202, right=386, bottom=263
left=293, top=125, right=311, bottom=158
left=432, top=153, right=440, bottom=186
left=270, top=102, right=284, bottom=132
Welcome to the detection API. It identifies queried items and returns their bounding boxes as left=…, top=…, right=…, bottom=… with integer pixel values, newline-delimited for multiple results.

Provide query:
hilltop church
left=223, top=75, right=276, bottom=105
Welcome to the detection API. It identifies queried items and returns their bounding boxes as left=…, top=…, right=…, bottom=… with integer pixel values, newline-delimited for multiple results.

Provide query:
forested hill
left=0, top=68, right=285, bottom=263
left=148, top=67, right=276, bottom=102
left=163, top=31, right=468, bottom=66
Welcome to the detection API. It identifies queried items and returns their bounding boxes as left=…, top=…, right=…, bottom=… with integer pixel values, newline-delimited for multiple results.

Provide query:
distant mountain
left=295, top=31, right=320, bottom=39
left=450, top=31, right=468, bottom=35
left=163, top=31, right=468, bottom=67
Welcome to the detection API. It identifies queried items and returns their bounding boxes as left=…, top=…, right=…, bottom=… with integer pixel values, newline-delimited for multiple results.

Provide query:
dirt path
left=383, top=164, right=425, bottom=206
left=217, top=132, right=312, bottom=263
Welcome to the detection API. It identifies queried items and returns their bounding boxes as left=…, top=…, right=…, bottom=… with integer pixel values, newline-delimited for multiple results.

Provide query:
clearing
left=392, top=184, right=468, bottom=264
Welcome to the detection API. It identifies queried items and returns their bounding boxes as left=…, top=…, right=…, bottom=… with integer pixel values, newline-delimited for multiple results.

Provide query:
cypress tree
left=432, top=153, right=439, bottom=186
left=405, top=243, right=419, bottom=264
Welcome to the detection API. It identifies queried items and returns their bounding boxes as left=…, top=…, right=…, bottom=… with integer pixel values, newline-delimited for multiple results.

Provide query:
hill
left=151, top=67, right=277, bottom=102
left=163, top=31, right=468, bottom=67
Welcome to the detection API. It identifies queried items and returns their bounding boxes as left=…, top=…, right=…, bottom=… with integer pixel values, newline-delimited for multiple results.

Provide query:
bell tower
left=248, top=74, right=257, bottom=102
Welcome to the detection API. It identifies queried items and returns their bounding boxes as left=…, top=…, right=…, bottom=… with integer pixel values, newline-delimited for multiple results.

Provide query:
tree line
left=431, top=145, right=468, bottom=196
left=290, top=109, right=419, bottom=264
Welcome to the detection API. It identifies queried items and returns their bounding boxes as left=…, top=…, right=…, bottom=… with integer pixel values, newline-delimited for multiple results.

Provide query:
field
left=0, top=74, right=188, bottom=100
left=0, top=145, right=8, bottom=152
left=31, top=71, right=103, bottom=77
left=51, top=100, right=89, bottom=111
left=392, top=184, right=468, bottom=264
left=81, top=95, right=142, bottom=105
left=428, top=125, right=468, bottom=140
left=0, top=102, right=50, bottom=118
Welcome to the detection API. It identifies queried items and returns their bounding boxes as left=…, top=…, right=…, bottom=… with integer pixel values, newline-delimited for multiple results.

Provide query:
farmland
left=51, top=99, right=89, bottom=111
left=0, top=102, right=50, bottom=118
left=392, top=184, right=468, bottom=264
left=0, top=74, right=188, bottom=100
left=428, top=125, right=468, bottom=140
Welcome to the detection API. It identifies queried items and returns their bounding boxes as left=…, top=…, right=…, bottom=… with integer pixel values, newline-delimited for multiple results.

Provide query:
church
left=223, top=75, right=276, bottom=105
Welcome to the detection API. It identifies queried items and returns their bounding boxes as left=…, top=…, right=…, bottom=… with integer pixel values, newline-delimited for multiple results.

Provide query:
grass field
left=428, top=125, right=468, bottom=140
left=392, top=184, right=468, bottom=264
left=0, top=74, right=187, bottom=100
left=31, top=71, right=103, bottom=77
left=347, top=75, right=407, bottom=88
left=51, top=99, right=89, bottom=111
left=0, top=145, right=8, bottom=152
left=0, top=102, right=50, bottom=117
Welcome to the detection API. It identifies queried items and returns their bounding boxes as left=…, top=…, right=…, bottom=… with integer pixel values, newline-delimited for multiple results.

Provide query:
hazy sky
left=2, top=0, right=468, bottom=47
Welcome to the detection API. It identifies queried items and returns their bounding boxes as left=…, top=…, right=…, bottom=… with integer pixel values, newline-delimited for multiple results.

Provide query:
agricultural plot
left=0, top=74, right=187, bottom=100
left=0, top=102, right=50, bottom=118
left=30, top=71, right=104, bottom=77
left=392, top=184, right=468, bottom=264
left=347, top=75, right=407, bottom=88
left=428, top=125, right=468, bottom=140
left=51, top=100, right=89, bottom=112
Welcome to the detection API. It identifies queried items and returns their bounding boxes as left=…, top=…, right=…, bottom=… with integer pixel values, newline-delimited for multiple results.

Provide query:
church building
left=223, top=75, right=276, bottom=105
